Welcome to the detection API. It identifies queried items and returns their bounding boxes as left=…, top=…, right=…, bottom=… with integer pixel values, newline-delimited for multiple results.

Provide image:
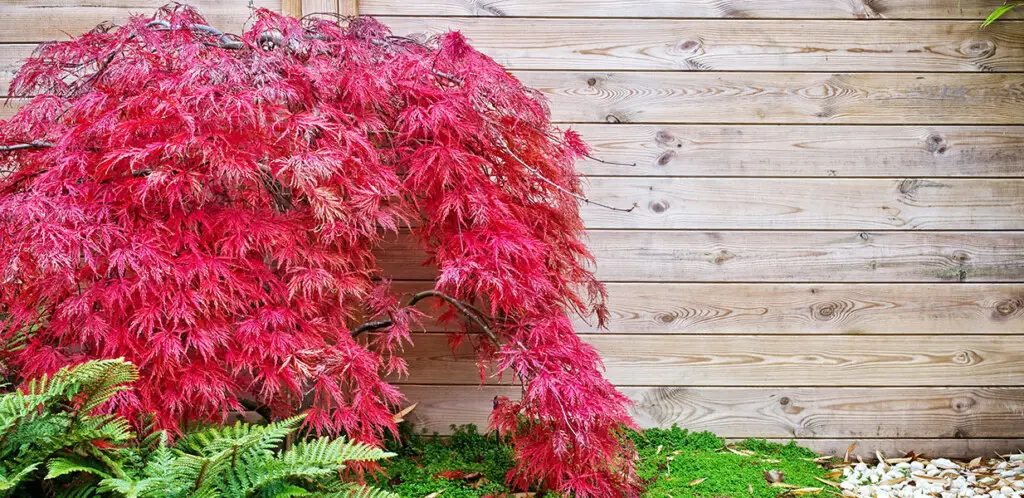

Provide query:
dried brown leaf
left=392, top=402, right=418, bottom=423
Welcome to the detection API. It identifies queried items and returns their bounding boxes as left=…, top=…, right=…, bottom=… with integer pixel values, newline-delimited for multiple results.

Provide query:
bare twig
left=0, top=141, right=53, bottom=153
left=499, top=139, right=637, bottom=213
left=407, top=290, right=497, bottom=343
left=351, top=290, right=498, bottom=344
left=584, top=153, right=636, bottom=167
left=147, top=20, right=243, bottom=50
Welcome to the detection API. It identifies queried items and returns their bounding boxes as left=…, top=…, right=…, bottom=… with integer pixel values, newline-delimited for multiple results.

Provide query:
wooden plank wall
left=4, top=1, right=1023, bottom=457
left=356, top=0, right=1024, bottom=457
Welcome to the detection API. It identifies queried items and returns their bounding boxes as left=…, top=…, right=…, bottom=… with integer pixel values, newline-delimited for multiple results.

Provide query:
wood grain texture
left=360, top=0, right=1006, bottom=19
left=382, top=18, right=1024, bottom=71
left=577, top=178, right=1024, bottom=230
left=339, top=0, right=359, bottom=16
left=389, top=282, right=1024, bottom=335
left=0, top=45, right=34, bottom=95
left=282, top=0, right=303, bottom=17
left=783, top=439, right=1024, bottom=460
left=377, top=231, right=1024, bottom=282
left=0, top=99, right=27, bottom=120
left=302, top=0, right=338, bottom=16
left=571, top=124, right=1024, bottom=177
left=514, top=72, right=1024, bottom=124
left=0, top=1, right=279, bottom=43
left=392, top=334, right=1024, bottom=386
left=398, top=385, right=1024, bottom=438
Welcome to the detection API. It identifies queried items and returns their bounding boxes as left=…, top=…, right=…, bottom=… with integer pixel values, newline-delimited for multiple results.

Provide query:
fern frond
left=0, top=463, right=40, bottom=491
left=46, top=455, right=114, bottom=480
left=323, top=483, right=401, bottom=498
left=283, top=437, right=395, bottom=467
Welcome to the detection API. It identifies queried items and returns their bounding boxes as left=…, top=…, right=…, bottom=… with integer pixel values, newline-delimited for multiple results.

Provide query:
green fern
left=0, top=358, right=138, bottom=496
left=0, top=359, right=397, bottom=498
left=100, top=413, right=397, bottom=498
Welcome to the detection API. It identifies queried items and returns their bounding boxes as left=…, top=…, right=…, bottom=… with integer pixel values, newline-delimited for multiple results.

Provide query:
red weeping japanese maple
left=0, top=5, right=640, bottom=496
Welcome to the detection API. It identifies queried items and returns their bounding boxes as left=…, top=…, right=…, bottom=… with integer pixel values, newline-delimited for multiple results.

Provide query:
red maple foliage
left=0, top=5, right=640, bottom=496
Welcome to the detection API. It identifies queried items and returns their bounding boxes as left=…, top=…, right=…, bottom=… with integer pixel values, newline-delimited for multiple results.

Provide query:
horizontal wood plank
left=577, top=178, right=1024, bottom=229
left=382, top=18, right=1024, bottom=71
left=8, top=73, right=1024, bottom=125
left=378, top=231, right=1024, bottom=282
left=389, top=282, right=1024, bottom=334
left=0, top=1, right=279, bottom=43
left=571, top=125, right=1024, bottom=177
left=788, top=439, right=1024, bottom=460
left=392, top=334, right=1024, bottom=386
left=514, top=72, right=1024, bottom=124
left=398, top=385, right=1024, bottom=438
left=361, top=0, right=1007, bottom=19
left=0, top=45, right=33, bottom=95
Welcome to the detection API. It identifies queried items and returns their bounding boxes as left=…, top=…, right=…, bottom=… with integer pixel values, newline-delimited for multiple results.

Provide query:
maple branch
left=498, top=140, right=637, bottom=213
left=350, top=320, right=393, bottom=336
left=351, top=290, right=497, bottom=344
left=0, top=141, right=53, bottom=153
left=146, top=20, right=243, bottom=49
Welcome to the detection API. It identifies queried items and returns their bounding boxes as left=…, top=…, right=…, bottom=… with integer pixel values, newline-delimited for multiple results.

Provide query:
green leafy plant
left=99, top=415, right=398, bottom=498
left=0, top=358, right=397, bottom=497
left=377, top=424, right=834, bottom=497
left=0, top=358, right=137, bottom=495
left=982, top=2, right=1019, bottom=27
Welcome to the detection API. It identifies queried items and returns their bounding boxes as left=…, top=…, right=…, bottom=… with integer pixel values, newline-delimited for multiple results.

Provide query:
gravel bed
left=836, top=454, right=1024, bottom=498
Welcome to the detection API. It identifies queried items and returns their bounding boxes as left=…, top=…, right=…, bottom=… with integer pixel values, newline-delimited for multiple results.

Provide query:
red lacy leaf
left=0, top=5, right=640, bottom=496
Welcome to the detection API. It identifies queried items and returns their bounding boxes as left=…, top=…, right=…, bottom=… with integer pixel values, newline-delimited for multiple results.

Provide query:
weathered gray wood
left=515, top=72, right=1024, bottom=124
left=377, top=231, right=1024, bottom=282
left=391, top=334, right=1024, bottom=386
left=398, top=385, right=1024, bottom=438
left=577, top=178, right=1024, bottom=229
left=788, top=439, right=1024, bottom=460
left=381, top=18, right=1024, bottom=71
left=0, top=1, right=280, bottom=43
left=0, top=45, right=33, bottom=95
left=570, top=125, right=1024, bottom=177
left=389, top=282, right=1024, bottom=334
left=361, top=0, right=1006, bottom=19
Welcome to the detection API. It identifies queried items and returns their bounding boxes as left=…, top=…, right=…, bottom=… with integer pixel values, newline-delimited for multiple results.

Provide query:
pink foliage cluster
left=0, top=6, right=639, bottom=496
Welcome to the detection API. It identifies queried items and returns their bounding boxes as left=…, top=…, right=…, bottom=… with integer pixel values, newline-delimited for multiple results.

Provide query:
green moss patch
left=378, top=424, right=834, bottom=497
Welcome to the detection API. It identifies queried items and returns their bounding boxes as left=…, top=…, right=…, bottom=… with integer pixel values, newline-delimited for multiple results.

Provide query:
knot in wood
left=994, top=299, right=1020, bottom=318
left=677, top=40, right=701, bottom=53
left=648, top=200, right=670, bottom=214
left=712, top=250, right=734, bottom=265
left=812, top=302, right=841, bottom=321
left=925, top=134, right=948, bottom=154
left=951, top=250, right=971, bottom=263
left=587, top=77, right=598, bottom=87
left=779, top=396, right=790, bottom=406
left=950, top=395, right=977, bottom=413
left=656, top=151, right=676, bottom=167
left=655, top=130, right=675, bottom=144
left=658, top=313, right=676, bottom=323
left=952, top=350, right=979, bottom=365
left=961, top=38, right=996, bottom=58
left=605, top=114, right=622, bottom=124
left=897, top=178, right=921, bottom=196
